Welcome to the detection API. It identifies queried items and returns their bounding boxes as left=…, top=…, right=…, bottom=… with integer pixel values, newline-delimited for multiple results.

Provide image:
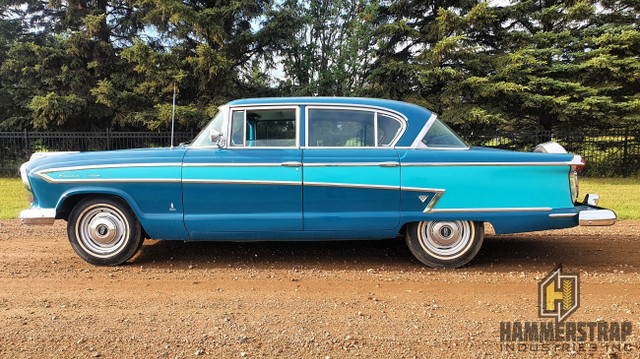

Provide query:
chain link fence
left=1, top=129, right=638, bottom=177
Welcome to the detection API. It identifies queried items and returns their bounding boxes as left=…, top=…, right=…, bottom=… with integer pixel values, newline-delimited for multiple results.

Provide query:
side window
left=230, top=108, right=297, bottom=147
left=378, top=114, right=402, bottom=147
left=307, top=109, right=375, bottom=147
left=230, top=110, right=245, bottom=146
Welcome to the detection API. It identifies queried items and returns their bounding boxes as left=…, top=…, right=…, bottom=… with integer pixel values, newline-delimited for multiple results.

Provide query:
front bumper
left=19, top=208, right=56, bottom=225
left=576, top=194, right=617, bottom=226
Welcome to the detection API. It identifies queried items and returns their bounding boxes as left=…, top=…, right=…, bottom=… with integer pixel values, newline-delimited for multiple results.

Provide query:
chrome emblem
left=169, top=203, right=176, bottom=211
left=418, top=195, right=428, bottom=203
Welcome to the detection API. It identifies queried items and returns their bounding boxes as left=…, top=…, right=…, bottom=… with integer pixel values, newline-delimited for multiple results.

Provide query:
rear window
left=421, top=119, right=468, bottom=148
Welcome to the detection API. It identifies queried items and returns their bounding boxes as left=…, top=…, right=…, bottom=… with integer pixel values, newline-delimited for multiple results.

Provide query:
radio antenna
left=170, top=83, right=176, bottom=149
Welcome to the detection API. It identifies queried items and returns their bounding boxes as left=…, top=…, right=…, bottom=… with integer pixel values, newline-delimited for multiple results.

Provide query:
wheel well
left=57, top=194, right=151, bottom=239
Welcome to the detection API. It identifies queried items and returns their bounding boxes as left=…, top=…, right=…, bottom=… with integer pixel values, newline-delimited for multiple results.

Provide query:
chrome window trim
left=430, top=207, right=552, bottom=213
left=304, top=105, right=407, bottom=148
left=410, top=113, right=471, bottom=150
left=225, top=105, right=301, bottom=149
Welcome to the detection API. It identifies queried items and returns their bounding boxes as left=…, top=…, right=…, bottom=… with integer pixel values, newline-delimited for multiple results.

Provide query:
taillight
left=575, top=157, right=586, bottom=171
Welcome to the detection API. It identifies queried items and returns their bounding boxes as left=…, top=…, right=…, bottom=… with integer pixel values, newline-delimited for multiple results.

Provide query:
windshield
left=420, top=119, right=468, bottom=148
left=191, top=111, right=224, bottom=147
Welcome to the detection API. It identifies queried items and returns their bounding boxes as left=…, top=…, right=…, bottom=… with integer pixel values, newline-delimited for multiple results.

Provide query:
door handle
left=281, top=161, right=302, bottom=167
left=378, top=161, right=399, bottom=167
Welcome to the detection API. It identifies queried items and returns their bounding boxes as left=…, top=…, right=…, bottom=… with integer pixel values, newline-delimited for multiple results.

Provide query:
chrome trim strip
left=182, top=163, right=282, bottom=167
left=304, top=182, right=399, bottom=190
left=304, top=162, right=394, bottom=167
left=549, top=213, right=578, bottom=218
left=424, top=192, right=444, bottom=213
left=183, top=179, right=301, bottom=186
left=402, top=161, right=576, bottom=167
left=430, top=207, right=552, bottom=213
left=38, top=177, right=181, bottom=184
left=36, top=162, right=182, bottom=173
left=19, top=208, right=56, bottom=225
left=401, top=186, right=446, bottom=193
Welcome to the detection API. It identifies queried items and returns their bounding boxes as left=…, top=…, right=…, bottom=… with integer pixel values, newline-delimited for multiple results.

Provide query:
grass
left=1, top=177, right=638, bottom=220
left=579, top=177, right=640, bottom=220
left=0, top=178, right=28, bottom=219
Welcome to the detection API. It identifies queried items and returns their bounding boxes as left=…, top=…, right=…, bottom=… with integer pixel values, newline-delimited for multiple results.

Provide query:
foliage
left=0, top=0, right=638, bottom=132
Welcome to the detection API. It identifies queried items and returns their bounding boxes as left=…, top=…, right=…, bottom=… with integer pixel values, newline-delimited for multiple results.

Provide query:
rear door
left=302, top=106, right=404, bottom=230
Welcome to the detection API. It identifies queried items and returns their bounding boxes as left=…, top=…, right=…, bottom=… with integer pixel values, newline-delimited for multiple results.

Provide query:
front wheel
left=67, top=197, right=143, bottom=266
left=405, top=220, right=484, bottom=268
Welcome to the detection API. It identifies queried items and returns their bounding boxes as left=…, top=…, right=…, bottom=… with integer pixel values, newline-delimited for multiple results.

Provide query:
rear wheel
left=67, top=197, right=143, bottom=266
left=405, top=220, right=484, bottom=268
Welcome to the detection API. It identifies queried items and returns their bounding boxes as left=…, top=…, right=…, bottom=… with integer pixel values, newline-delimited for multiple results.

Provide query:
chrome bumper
left=576, top=194, right=617, bottom=226
left=19, top=208, right=56, bottom=225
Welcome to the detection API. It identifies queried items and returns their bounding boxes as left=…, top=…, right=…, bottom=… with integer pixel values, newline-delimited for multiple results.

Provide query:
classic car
left=19, top=97, right=616, bottom=268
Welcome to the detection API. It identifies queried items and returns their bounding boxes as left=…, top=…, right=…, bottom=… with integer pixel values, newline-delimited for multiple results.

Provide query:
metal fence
left=1, top=129, right=638, bottom=176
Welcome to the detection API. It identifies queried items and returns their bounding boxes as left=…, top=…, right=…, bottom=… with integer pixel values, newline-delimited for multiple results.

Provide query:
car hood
left=25, top=147, right=187, bottom=173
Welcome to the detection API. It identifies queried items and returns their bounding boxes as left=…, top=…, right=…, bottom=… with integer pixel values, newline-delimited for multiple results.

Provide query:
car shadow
left=132, top=234, right=639, bottom=272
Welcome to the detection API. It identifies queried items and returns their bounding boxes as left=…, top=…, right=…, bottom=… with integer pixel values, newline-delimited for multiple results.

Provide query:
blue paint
left=21, top=97, right=599, bottom=243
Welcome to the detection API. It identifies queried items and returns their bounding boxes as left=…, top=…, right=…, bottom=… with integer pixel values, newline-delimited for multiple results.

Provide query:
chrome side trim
left=183, top=179, right=302, bottom=186
left=36, top=162, right=182, bottom=173
left=424, top=192, right=444, bottom=213
left=304, top=162, right=395, bottom=167
left=304, top=182, right=398, bottom=190
left=401, top=186, right=446, bottom=193
left=430, top=207, right=552, bottom=213
left=182, top=163, right=282, bottom=167
left=402, top=161, right=577, bottom=167
left=20, top=208, right=56, bottom=225
left=549, top=213, right=578, bottom=218
left=38, top=177, right=181, bottom=184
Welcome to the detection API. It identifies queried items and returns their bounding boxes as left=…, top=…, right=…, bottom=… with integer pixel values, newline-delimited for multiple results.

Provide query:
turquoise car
left=19, top=97, right=616, bottom=268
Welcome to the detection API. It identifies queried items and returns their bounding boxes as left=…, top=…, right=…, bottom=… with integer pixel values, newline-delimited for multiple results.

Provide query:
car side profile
left=19, top=97, right=616, bottom=268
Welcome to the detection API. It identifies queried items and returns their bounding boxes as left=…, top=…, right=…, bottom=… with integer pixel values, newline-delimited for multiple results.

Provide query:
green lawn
left=1, top=177, right=638, bottom=220
left=0, top=178, right=28, bottom=219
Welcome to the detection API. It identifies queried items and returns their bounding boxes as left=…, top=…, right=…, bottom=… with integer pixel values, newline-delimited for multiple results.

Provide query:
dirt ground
left=0, top=219, right=639, bottom=358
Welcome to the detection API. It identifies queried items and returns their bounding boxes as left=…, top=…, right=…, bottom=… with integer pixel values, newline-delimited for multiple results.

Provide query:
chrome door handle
left=378, top=161, right=399, bottom=167
left=281, top=161, right=302, bottom=167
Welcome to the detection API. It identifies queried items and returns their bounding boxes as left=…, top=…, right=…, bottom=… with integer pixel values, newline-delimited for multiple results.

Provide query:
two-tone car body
left=19, top=97, right=616, bottom=268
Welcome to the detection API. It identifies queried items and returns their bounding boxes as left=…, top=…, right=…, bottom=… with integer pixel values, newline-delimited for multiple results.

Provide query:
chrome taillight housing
left=568, top=155, right=585, bottom=204
left=20, top=163, right=34, bottom=205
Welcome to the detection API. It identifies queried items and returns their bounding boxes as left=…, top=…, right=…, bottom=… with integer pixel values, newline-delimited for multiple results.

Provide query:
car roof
left=226, top=97, right=433, bottom=147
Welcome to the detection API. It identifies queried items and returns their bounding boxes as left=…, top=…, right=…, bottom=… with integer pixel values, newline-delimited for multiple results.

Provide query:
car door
left=302, top=106, right=404, bottom=230
left=183, top=106, right=302, bottom=238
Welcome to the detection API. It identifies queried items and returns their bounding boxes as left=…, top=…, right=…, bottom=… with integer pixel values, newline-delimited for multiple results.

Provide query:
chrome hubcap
left=418, top=220, right=474, bottom=260
left=76, top=204, right=129, bottom=258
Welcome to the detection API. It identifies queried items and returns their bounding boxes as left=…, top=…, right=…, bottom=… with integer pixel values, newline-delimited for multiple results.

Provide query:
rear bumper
left=19, top=208, right=56, bottom=225
left=575, top=194, right=617, bottom=226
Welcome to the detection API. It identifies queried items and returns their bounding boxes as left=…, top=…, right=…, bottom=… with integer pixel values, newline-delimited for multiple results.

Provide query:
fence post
left=622, top=128, right=629, bottom=178
left=106, top=128, right=111, bottom=151
left=23, top=129, right=29, bottom=158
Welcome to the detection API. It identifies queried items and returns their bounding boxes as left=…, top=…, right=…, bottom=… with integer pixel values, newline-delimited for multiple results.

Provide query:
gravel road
left=1, top=219, right=639, bottom=358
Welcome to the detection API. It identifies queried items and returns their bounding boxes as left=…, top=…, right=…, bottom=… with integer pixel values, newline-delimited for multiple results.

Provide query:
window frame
left=226, top=105, right=301, bottom=149
left=304, top=105, right=406, bottom=149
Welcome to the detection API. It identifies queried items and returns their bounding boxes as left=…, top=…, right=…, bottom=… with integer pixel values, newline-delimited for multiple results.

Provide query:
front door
left=183, top=106, right=302, bottom=237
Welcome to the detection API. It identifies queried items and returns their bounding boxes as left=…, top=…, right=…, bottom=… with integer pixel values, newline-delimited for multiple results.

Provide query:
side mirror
left=209, top=129, right=225, bottom=148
